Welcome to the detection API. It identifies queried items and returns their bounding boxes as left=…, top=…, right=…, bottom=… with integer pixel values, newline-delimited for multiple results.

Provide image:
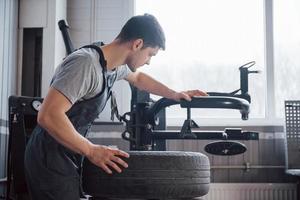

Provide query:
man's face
left=126, top=42, right=159, bottom=71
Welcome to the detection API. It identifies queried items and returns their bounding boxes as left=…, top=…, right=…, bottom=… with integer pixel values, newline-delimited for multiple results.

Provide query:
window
left=135, top=0, right=265, bottom=123
left=274, top=0, right=300, bottom=117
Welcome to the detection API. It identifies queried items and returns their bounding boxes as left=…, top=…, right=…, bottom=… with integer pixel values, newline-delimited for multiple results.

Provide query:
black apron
left=24, top=45, right=117, bottom=200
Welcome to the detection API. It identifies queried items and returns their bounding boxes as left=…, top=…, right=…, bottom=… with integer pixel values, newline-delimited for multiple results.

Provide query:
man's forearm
left=133, top=72, right=176, bottom=99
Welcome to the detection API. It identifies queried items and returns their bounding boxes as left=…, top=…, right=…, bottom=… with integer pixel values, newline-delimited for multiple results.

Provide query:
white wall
left=55, top=0, right=68, bottom=68
left=19, top=0, right=48, bottom=28
left=67, top=0, right=134, bottom=121
left=0, top=0, right=18, bottom=129
left=0, top=0, right=18, bottom=191
left=18, top=0, right=67, bottom=97
left=41, top=0, right=67, bottom=97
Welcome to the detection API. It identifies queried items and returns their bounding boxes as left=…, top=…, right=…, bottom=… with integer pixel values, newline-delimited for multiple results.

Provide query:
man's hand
left=86, top=144, right=129, bottom=174
left=172, top=89, right=208, bottom=101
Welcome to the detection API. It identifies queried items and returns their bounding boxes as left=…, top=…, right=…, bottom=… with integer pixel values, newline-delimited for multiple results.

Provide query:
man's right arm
left=37, top=87, right=129, bottom=174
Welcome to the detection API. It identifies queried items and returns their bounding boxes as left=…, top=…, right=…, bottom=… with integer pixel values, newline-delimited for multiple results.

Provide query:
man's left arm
left=125, top=71, right=207, bottom=101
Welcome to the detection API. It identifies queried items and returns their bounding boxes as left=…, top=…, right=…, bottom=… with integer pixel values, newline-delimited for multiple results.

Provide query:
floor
left=86, top=198, right=204, bottom=200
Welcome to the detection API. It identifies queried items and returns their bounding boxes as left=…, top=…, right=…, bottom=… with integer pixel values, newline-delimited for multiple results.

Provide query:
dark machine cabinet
left=6, top=96, right=42, bottom=200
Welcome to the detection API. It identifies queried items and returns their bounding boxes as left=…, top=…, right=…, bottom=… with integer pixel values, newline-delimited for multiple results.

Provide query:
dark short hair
left=116, top=14, right=165, bottom=50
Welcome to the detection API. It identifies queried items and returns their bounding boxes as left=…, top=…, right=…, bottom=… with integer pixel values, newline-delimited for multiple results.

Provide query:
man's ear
left=132, top=39, right=144, bottom=51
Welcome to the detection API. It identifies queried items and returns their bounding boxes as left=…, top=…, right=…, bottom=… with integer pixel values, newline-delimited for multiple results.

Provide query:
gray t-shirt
left=51, top=47, right=132, bottom=104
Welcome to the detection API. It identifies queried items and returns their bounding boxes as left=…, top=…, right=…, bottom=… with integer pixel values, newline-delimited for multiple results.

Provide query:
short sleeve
left=51, top=54, right=98, bottom=104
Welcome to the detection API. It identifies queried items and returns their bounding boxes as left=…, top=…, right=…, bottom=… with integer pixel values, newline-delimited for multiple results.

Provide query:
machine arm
left=146, top=96, right=250, bottom=125
left=58, top=20, right=75, bottom=55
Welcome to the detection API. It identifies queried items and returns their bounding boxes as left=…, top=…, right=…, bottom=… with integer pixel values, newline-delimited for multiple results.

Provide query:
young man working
left=24, top=14, right=207, bottom=199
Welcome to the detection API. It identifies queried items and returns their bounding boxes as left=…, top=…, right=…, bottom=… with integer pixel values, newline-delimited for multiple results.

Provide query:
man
left=24, top=14, right=207, bottom=200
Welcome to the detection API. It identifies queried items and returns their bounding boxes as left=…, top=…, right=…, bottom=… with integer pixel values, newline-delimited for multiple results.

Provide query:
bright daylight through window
left=135, top=0, right=265, bottom=124
left=274, top=0, right=300, bottom=118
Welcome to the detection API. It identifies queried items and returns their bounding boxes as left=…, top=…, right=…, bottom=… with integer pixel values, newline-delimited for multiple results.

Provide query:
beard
left=126, top=60, right=137, bottom=72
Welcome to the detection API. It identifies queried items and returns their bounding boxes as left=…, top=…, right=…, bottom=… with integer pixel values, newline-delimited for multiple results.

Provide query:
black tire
left=82, top=151, right=210, bottom=199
